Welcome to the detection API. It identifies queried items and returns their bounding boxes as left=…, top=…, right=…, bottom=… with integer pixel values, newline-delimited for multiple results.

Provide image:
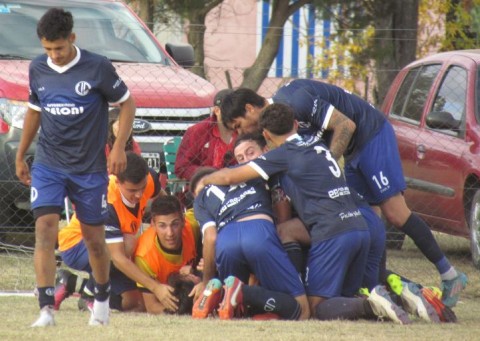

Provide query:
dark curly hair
left=259, top=103, right=295, bottom=135
left=37, top=8, right=73, bottom=41
left=164, top=272, right=197, bottom=315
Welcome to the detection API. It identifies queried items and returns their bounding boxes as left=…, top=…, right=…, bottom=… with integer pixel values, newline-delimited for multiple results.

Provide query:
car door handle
left=416, top=144, right=426, bottom=160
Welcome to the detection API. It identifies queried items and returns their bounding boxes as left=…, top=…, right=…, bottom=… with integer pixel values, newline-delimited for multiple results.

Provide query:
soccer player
left=189, top=167, right=310, bottom=321
left=219, top=81, right=467, bottom=308
left=232, top=132, right=449, bottom=323
left=197, top=103, right=417, bottom=324
left=56, top=152, right=180, bottom=313
left=134, top=195, right=202, bottom=314
left=15, top=8, right=135, bottom=327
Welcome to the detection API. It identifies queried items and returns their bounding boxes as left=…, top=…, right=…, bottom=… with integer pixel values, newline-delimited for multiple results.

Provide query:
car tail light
left=0, top=118, right=9, bottom=133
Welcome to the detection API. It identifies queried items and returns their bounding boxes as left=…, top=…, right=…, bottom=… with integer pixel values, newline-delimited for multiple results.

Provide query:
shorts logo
left=75, top=81, right=92, bottom=96
left=31, top=187, right=38, bottom=203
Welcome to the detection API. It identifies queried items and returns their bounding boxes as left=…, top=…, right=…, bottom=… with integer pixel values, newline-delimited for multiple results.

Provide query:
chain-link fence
left=1, top=60, right=478, bottom=272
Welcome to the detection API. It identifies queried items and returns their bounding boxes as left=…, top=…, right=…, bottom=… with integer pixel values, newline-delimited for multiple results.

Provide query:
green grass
left=0, top=232, right=479, bottom=340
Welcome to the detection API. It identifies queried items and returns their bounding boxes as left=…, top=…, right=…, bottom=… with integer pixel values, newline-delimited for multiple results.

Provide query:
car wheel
left=384, top=219, right=405, bottom=250
left=468, top=189, right=480, bottom=269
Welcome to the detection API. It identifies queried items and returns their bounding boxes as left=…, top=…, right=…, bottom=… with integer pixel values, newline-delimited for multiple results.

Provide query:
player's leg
left=72, top=171, right=111, bottom=325
left=30, top=164, right=67, bottom=327
left=240, top=219, right=310, bottom=319
left=346, top=122, right=467, bottom=306
left=358, top=206, right=385, bottom=290
left=109, top=265, right=145, bottom=312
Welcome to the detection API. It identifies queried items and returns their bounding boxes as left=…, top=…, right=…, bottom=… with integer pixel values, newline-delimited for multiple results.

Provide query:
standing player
left=15, top=8, right=135, bottom=327
left=219, top=81, right=467, bottom=307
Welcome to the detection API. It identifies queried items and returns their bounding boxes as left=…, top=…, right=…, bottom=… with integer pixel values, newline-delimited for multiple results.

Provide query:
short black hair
left=164, top=272, right=195, bottom=315
left=259, top=103, right=295, bottom=135
left=37, top=8, right=73, bottom=41
left=220, top=88, right=265, bottom=128
left=234, top=132, right=267, bottom=151
left=150, top=195, right=183, bottom=218
left=116, top=152, right=149, bottom=184
left=189, top=167, right=217, bottom=196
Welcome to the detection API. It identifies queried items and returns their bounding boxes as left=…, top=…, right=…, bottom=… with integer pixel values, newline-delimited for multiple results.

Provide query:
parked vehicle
left=381, top=49, right=480, bottom=268
left=0, top=0, right=216, bottom=233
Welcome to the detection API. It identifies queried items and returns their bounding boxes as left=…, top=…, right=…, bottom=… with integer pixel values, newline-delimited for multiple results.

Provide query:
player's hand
left=196, top=258, right=204, bottom=272
left=189, top=281, right=206, bottom=303
left=15, top=159, right=31, bottom=186
left=108, top=145, right=127, bottom=175
left=194, top=179, right=206, bottom=196
left=179, top=265, right=193, bottom=275
left=152, top=283, right=178, bottom=312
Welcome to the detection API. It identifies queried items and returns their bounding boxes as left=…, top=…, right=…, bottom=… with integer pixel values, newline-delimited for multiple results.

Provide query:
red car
left=381, top=50, right=480, bottom=268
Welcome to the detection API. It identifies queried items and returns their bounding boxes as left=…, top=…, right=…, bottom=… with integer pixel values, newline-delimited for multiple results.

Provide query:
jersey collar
left=47, top=45, right=81, bottom=74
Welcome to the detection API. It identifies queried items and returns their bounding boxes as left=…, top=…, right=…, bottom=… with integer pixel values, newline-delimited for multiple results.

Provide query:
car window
left=0, top=1, right=168, bottom=64
left=430, top=66, right=467, bottom=137
left=389, top=65, right=441, bottom=124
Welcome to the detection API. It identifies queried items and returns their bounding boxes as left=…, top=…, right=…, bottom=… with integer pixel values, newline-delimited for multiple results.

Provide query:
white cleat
left=31, top=306, right=55, bottom=327
left=88, top=299, right=110, bottom=326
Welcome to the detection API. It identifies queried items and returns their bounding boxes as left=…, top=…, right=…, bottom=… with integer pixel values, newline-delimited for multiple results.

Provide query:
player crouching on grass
left=133, top=195, right=202, bottom=315
left=188, top=167, right=310, bottom=320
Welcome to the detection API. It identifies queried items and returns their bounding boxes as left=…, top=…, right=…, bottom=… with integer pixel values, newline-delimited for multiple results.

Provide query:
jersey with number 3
left=249, top=134, right=367, bottom=243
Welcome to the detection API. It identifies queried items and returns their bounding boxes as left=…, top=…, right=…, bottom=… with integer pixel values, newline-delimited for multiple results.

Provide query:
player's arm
left=198, top=164, right=260, bottom=195
left=132, top=256, right=176, bottom=315
left=15, top=107, right=41, bottom=185
left=190, top=224, right=217, bottom=302
left=107, top=238, right=178, bottom=312
left=325, top=108, right=356, bottom=160
left=108, top=95, right=136, bottom=175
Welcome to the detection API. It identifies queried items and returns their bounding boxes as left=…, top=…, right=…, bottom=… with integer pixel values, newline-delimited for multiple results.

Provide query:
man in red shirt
left=175, top=89, right=237, bottom=181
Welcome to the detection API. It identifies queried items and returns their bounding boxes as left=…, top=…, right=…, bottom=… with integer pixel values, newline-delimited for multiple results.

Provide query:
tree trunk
left=241, top=0, right=312, bottom=91
left=136, top=0, right=155, bottom=31
left=187, top=11, right=207, bottom=79
left=373, top=0, right=419, bottom=105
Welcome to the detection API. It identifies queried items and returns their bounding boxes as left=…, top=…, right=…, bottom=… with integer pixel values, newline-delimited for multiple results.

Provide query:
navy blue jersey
left=272, top=79, right=385, bottom=161
left=250, top=134, right=367, bottom=243
left=28, top=46, right=130, bottom=173
left=194, top=178, right=273, bottom=234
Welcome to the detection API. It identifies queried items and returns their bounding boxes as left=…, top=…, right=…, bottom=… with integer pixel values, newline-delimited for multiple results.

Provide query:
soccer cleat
left=218, top=276, right=244, bottom=320
left=367, top=285, right=411, bottom=325
left=400, top=282, right=439, bottom=323
left=53, top=269, right=75, bottom=311
left=88, top=300, right=110, bottom=326
left=358, top=287, right=370, bottom=297
left=78, top=296, right=94, bottom=312
left=31, top=305, right=55, bottom=327
left=386, top=273, right=404, bottom=296
left=422, top=287, right=457, bottom=323
left=441, top=272, right=468, bottom=308
left=192, top=278, right=223, bottom=319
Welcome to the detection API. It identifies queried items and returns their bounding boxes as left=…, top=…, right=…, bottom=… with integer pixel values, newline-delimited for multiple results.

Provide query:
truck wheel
left=384, top=219, right=405, bottom=250
left=468, top=189, right=480, bottom=269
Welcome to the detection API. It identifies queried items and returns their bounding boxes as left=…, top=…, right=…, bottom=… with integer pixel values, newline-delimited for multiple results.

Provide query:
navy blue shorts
left=344, top=122, right=407, bottom=205
left=215, top=219, right=305, bottom=298
left=60, top=240, right=91, bottom=272
left=31, top=163, right=108, bottom=225
left=305, top=229, right=370, bottom=298
left=359, top=206, right=385, bottom=290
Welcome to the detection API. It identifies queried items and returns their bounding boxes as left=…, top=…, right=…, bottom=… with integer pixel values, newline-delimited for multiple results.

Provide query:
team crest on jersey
left=75, top=81, right=92, bottom=96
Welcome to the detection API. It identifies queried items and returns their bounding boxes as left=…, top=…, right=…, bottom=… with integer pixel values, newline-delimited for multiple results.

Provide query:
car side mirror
left=426, top=111, right=460, bottom=130
left=165, top=43, right=194, bottom=69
